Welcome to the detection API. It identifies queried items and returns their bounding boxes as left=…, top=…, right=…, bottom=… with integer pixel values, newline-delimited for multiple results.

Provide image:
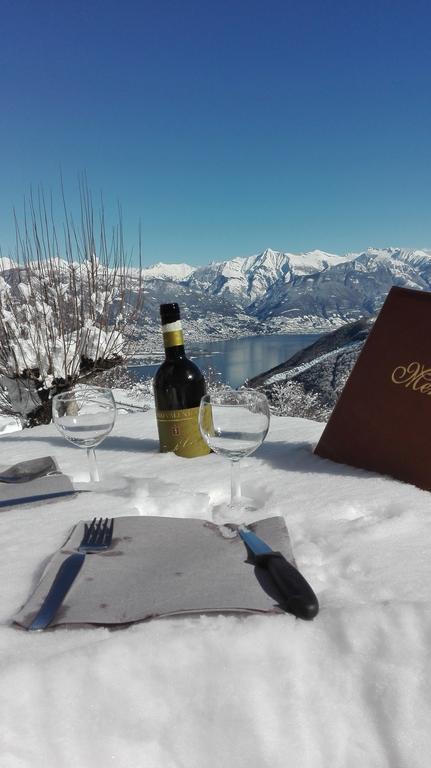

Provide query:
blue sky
left=0, top=0, right=430, bottom=266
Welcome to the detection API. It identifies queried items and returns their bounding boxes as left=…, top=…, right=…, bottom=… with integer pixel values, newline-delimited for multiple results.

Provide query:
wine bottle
left=153, top=303, right=211, bottom=458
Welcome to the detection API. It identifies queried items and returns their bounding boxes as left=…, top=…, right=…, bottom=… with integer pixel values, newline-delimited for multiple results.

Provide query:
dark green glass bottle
left=153, top=303, right=211, bottom=458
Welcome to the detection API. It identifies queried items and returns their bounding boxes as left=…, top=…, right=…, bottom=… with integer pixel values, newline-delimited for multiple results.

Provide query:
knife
left=27, top=553, right=86, bottom=630
left=0, top=489, right=89, bottom=509
left=238, top=525, right=319, bottom=620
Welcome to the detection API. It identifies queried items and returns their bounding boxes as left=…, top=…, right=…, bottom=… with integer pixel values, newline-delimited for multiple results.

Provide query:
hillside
left=249, top=318, right=374, bottom=420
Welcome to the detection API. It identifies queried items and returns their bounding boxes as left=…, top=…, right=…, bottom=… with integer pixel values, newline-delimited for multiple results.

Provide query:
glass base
left=211, top=496, right=259, bottom=525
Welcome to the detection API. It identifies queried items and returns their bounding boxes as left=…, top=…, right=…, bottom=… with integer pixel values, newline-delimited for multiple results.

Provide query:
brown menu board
left=315, top=286, right=431, bottom=492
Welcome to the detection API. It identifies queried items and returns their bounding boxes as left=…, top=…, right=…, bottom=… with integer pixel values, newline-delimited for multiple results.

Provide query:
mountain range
left=139, top=246, right=431, bottom=332
left=2, top=246, right=431, bottom=342
left=1, top=246, right=428, bottom=418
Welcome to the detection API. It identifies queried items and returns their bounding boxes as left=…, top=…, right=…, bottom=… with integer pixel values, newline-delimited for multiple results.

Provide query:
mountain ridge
left=2, top=245, right=431, bottom=338
left=179, top=246, right=431, bottom=330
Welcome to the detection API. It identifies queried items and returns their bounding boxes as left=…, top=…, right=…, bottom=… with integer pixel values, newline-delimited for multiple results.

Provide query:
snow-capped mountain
left=186, top=247, right=353, bottom=303
left=175, top=246, right=430, bottom=330
left=246, top=247, right=431, bottom=328
left=0, top=256, right=16, bottom=271
left=2, top=245, right=431, bottom=337
left=139, top=262, right=195, bottom=282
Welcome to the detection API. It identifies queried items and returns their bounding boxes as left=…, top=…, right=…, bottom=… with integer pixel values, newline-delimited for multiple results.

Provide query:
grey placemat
left=14, top=515, right=295, bottom=628
left=0, top=457, right=75, bottom=511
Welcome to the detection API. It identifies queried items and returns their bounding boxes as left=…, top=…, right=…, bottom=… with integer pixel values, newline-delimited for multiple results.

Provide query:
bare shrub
left=262, top=380, right=330, bottom=421
left=0, top=181, right=144, bottom=426
left=91, top=365, right=153, bottom=412
left=203, top=364, right=233, bottom=394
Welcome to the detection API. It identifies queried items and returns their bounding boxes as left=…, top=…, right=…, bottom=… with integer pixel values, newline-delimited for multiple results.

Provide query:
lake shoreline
left=129, top=330, right=323, bottom=366
left=129, top=331, right=322, bottom=388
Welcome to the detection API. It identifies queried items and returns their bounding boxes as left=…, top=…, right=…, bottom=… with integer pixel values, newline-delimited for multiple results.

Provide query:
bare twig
left=0, top=179, right=145, bottom=426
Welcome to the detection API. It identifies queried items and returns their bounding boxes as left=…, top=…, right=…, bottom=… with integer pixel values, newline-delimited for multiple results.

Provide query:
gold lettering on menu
left=391, top=362, right=431, bottom=395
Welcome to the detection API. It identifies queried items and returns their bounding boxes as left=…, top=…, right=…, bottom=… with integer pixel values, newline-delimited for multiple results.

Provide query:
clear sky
left=0, top=0, right=430, bottom=266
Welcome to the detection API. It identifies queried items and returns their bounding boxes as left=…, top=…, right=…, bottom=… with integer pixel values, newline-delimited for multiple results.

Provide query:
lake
left=130, top=333, right=321, bottom=388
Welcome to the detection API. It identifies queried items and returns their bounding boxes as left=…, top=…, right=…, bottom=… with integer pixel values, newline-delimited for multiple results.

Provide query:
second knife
left=238, top=525, right=319, bottom=620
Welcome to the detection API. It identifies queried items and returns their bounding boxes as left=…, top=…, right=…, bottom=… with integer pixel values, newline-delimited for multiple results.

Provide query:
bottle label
left=162, top=320, right=184, bottom=349
left=156, top=406, right=211, bottom=458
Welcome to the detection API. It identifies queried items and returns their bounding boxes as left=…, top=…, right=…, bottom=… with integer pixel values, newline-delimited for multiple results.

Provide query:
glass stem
left=230, top=459, right=241, bottom=507
left=87, top=447, right=100, bottom=483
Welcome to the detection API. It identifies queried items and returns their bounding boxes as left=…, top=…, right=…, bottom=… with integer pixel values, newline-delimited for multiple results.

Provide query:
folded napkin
left=0, top=457, right=76, bottom=511
left=14, top=515, right=294, bottom=629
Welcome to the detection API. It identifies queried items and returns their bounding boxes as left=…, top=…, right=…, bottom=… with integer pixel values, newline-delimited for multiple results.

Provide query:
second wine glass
left=199, top=388, right=270, bottom=522
left=52, top=386, right=116, bottom=482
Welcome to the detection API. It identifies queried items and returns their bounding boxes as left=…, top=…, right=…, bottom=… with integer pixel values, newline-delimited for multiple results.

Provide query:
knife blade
left=238, top=525, right=319, bottom=620
left=27, top=553, right=86, bottom=631
left=0, top=489, right=91, bottom=509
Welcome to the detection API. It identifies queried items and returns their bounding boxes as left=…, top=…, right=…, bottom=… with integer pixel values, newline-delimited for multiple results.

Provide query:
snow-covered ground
left=0, top=415, right=21, bottom=434
left=1, top=408, right=431, bottom=767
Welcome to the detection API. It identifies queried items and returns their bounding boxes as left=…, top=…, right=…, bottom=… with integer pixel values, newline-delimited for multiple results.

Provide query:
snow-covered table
left=1, top=410, right=431, bottom=768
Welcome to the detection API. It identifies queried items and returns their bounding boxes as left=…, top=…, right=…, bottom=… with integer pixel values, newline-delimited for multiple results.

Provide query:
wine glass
left=52, top=386, right=116, bottom=483
left=199, top=388, right=270, bottom=522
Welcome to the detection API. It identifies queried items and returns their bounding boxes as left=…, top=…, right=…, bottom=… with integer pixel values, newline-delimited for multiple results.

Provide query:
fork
left=28, top=517, right=114, bottom=631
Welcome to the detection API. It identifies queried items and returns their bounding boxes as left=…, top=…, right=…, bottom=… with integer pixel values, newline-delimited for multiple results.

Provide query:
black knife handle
left=254, top=551, right=319, bottom=620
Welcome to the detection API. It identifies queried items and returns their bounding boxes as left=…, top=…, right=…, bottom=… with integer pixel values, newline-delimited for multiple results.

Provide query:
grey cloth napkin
left=0, top=456, right=58, bottom=482
left=14, top=515, right=295, bottom=629
left=0, top=457, right=75, bottom=511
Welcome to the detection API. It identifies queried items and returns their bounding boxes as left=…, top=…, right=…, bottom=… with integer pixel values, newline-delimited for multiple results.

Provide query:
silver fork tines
left=80, top=517, right=114, bottom=552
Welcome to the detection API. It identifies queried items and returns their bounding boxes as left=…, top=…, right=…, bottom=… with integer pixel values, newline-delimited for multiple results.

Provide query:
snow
left=140, top=262, right=196, bottom=281
left=0, top=415, right=21, bottom=434
left=1, top=406, right=431, bottom=766
left=264, top=340, right=364, bottom=385
left=286, top=248, right=355, bottom=273
left=187, top=248, right=360, bottom=304
left=0, top=256, right=16, bottom=271
left=1, top=307, right=124, bottom=383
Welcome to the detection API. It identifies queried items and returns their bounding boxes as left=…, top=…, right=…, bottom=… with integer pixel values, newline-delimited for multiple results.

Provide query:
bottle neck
left=162, top=319, right=186, bottom=359
left=165, top=344, right=185, bottom=360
